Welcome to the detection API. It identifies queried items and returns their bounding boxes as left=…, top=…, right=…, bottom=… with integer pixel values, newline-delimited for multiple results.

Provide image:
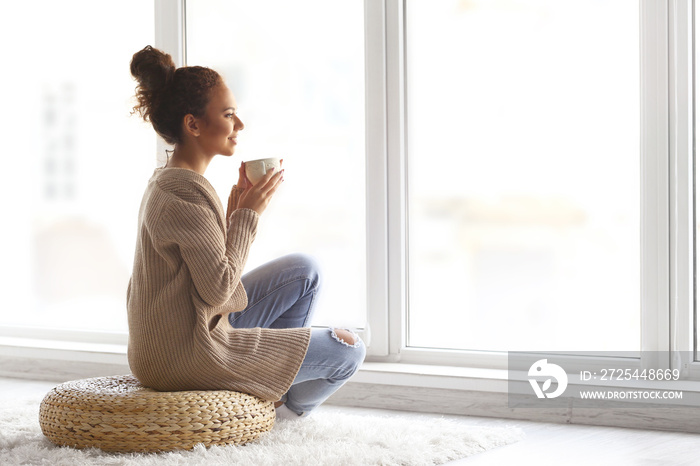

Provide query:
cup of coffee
left=244, top=157, right=281, bottom=184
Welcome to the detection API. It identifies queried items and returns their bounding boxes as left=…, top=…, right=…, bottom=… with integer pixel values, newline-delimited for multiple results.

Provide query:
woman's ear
left=182, top=114, right=200, bottom=137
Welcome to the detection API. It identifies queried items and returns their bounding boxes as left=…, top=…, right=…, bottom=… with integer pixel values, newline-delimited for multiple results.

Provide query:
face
left=197, top=84, right=244, bottom=157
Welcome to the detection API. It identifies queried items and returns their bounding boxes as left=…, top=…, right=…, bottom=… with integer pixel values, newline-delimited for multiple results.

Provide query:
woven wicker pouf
left=39, top=374, right=275, bottom=453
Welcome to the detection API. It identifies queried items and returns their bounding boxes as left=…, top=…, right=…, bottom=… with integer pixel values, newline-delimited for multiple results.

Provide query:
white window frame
left=367, top=0, right=700, bottom=379
left=154, top=0, right=186, bottom=166
left=670, top=0, right=700, bottom=378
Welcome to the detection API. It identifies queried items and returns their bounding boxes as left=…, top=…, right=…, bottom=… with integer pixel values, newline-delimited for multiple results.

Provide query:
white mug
left=244, top=157, right=281, bottom=184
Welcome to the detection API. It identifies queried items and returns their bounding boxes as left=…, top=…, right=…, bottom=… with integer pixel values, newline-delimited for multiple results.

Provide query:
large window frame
left=366, top=0, right=700, bottom=380
left=4, top=0, right=700, bottom=398
left=670, top=0, right=698, bottom=378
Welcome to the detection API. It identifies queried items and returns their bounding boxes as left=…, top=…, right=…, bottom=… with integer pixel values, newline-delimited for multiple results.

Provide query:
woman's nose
left=235, top=115, right=245, bottom=130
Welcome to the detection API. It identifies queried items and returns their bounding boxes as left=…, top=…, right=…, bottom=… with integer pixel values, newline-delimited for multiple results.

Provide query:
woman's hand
left=233, top=161, right=284, bottom=216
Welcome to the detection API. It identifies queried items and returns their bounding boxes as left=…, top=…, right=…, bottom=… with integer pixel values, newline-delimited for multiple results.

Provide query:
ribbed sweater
left=126, top=167, right=311, bottom=401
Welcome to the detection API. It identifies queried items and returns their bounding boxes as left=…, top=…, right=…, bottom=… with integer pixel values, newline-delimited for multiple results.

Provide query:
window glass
left=406, top=0, right=640, bottom=352
left=186, top=0, right=366, bottom=328
left=0, top=1, right=156, bottom=332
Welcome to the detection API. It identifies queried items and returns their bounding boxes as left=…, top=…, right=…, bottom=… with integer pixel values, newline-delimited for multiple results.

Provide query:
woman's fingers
left=260, top=171, right=284, bottom=197
left=259, top=168, right=284, bottom=192
left=236, top=168, right=283, bottom=215
left=268, top=172, right=284, bottom=195
left=247, top=166, right=283, bottom=193
left=239, top=162, right=252, bottom=189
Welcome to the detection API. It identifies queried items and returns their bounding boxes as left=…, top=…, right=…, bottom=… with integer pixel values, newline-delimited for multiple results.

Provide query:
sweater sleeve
left=158, top=200, right=259, bottom=308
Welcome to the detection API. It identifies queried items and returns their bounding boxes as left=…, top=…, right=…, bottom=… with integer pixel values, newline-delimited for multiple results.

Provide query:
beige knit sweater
left=127, top=167, right=311, bottom=401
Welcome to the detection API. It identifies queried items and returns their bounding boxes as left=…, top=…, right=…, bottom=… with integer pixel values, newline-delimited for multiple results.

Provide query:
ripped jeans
left=229, top=253, right=366, bottom=417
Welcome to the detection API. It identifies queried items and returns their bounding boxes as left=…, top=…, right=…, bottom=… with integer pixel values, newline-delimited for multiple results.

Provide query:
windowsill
left=0, top=337, right=126, bottom=354
left=355, top=362, right=510, bottom=392
left=354, top=361, right=700, bottom=394
left=0, top=337, right=128, bottom=365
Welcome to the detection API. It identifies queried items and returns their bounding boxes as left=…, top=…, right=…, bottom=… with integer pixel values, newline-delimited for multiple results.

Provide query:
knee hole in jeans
left=330, top=327, right=361, bottom=347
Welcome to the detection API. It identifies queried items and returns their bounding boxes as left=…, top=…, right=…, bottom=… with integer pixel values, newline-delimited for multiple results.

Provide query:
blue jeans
left=229, top=253, right=366, bottom=416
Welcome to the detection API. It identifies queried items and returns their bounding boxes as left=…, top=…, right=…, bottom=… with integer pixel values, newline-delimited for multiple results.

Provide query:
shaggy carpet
left=0, top=397, right=523, bottom=465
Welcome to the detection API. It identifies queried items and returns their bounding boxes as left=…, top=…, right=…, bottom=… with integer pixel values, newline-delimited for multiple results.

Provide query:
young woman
left=127, top=45, right=365, bottom=419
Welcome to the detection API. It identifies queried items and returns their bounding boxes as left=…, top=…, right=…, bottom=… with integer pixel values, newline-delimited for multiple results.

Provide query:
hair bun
left=130, top=45, right=176, bottom=92
left=130, top=45, right=223, bottom=146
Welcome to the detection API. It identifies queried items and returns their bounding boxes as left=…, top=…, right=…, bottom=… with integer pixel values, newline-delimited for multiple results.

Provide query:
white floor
left=4, top=377, right=700, bottom=465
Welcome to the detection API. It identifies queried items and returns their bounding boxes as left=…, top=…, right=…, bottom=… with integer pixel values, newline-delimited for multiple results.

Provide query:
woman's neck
left=167, top=143, right=213, bottom=175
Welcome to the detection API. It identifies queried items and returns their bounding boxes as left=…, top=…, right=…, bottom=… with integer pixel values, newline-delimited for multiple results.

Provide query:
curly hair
left=130, top=45, right=223, bottom=145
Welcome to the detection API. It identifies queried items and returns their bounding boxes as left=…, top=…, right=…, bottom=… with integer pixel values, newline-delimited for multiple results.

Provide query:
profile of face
left=193, top=84, right=245, bottom=157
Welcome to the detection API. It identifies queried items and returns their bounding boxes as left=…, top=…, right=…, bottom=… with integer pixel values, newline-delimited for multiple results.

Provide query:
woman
left=126, top=45, right=365, bottom=419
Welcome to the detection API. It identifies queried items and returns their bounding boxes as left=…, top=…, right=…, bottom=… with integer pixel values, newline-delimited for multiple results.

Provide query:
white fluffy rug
left=0, top=397, right=523, bottom=465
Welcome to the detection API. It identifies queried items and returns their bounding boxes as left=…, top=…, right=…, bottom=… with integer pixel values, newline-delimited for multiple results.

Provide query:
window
left=405, top=0, right=640, bottom=352
left=185, top=0, right=366, bottom=328
left=0, top=1, right=155, bottom=332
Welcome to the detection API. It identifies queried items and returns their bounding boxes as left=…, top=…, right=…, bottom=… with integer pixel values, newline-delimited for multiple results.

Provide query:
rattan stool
left=39, top=374, right=275, bottom=453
